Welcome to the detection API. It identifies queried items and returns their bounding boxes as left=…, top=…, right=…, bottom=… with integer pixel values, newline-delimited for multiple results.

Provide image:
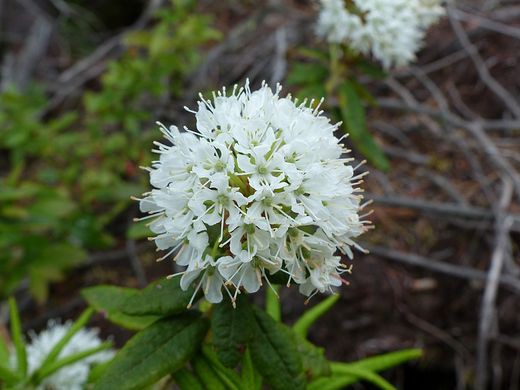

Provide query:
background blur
left=1, top=0, right=519, bottom=389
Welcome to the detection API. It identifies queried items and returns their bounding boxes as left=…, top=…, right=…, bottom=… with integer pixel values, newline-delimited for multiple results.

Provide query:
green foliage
left=287, top=46, right=391, bottom=171
left=94, top=313, right=208, bottom=390
left=250, top=305, right=306, bottom=390
left=0, top=0, right=219, bottom=301
left=1, top=299, right=113, bottom=389
left=292, top=294, right=340, bottom=337
left=211, top=294, right=255, bottom=368
left=81, top=285, right=160, bottom=330
left=120, top=275, right=197, bottom=316
left=338, top=80, right=390, bottom=171
left=80, top=278, right=420, bottom=390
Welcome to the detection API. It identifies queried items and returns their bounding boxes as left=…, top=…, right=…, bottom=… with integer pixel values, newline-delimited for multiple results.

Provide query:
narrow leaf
left=330, top=366, right=395, bottom=390
left=292, top=294, right=339, bottom=338
left=94, top=313, right=208, bottom=390
left=211, top=294, right=254, bottom=368
left=192, top=355, right=227, bottom=390
left=38, top=307, right=94, bottom=371
left=121, top=275, right=196, bottom=316
left=172, top=368, right=204, bottom=390
left=250, top=306, right=306, bottom=390
left=0, top=364, right=21, bottom=385
left=265, top=286, right=281, bottom=322
left=241, top=348, right=262, bottom=390
left=336, top=348, right=422, bottom=372
left=34, top=342, right=113, bottom=383
left=8, top=297, right=27, bottom=377
left=81, top=285, right=159, bottom=330
left=338, top=80, right=390, bottom=171
left=201, top=345, right=242, bottom=390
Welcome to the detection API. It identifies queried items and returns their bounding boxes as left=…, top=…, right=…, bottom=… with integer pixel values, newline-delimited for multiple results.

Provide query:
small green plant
left=0, top=298, right=113, bottom=389
left=79, top=278, right=421, bottom=389
left=0, top=0, right=220, bottom=301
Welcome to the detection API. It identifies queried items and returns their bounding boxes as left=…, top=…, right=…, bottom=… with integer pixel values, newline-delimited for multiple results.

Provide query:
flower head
left=316, top=0, right=445, bottom=68
left=140, top=81, right=369, bottom=304
left=11, top=321, right=114, bottom=390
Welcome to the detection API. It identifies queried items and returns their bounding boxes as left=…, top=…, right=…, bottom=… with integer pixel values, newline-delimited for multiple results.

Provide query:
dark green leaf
left=338, top=80, right=390, bottom=171
left=296, top=336, right=330, bottom=381
left=94, top=313, right=208, bottom=390
left=81, top=285, right=159, bottom=330
left=8, top=297, right=27, bottom=377
left=173, top=367, right=204, bottom=390
left=192, top=354, right=227, bottom=390
left=121, top=276, right=196, bottom=317
left=241, top=348, right=262, bottom=390
left=250, top=306, right=306, bottom=390
left=211, top=294, right=254, bottom=368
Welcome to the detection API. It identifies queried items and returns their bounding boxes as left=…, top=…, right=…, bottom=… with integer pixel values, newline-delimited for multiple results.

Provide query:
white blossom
left=10, top=321, right=114, bottom=390
left=140, top=81, right=369, bottom=304
left=316, top=0, right=445, bottom=68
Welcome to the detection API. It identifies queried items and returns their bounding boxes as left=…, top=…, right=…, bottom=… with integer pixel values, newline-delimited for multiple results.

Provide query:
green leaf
left=338, top=80, right=390, bottom=171
left=308, top=349, right=422, bottom=390
left=308, top=368, right=395, bottom=390
left=81, top=285, right=159, bottom=330
left=121, top=276, right=196, bottom=316
left=296, top=336, right=330, bottom=381
left=211, top=294, right=254, bottom=368
left=265, top=286, right=281, bottom=322
left=172, top=367, right=204, bottom=390
left=192, top=354, right=227, bottom=390
left=0, top=364, right=21, bottom=385
left=329, top=365, right=395, bottom=390
left=241, top=348, right=262, bottom=390
left=38, top=308, right=94, bottom=371
left=292, top=294, right=339, bottom=338
left=338, top=348, right=422, bottom=372
left=94, top=313, right=208, bottom=390
left=126, top=220, right=151, bottom=240
left=8, top=297, right=27, bottom=377
left=201, top=345, right=242, bottom=390
left=250, top=306, right=306, bottom=390
left=34, top=341, right=113, bottom=384
left=287, top=63, right=328, bottom=86
left=0, top=333, right=10, bottom=365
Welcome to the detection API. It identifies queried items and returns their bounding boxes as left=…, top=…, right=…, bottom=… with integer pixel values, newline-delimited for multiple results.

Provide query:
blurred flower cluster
left=316, top=0, right=445, bottom=68
left=140, top=82, right=368, bottom=304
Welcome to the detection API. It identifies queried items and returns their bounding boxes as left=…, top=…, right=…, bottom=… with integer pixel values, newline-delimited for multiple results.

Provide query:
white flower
left=11, top=321, right=114, bottom=390
left=316, top=0, right=445, bottom=68
left=140, top=81, right=369, bottom=303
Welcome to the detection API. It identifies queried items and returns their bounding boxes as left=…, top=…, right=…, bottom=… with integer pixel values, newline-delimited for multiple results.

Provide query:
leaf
left=201, top=345, right=242, bottom=390
left=191, top=354, right=227, bottom=390
left=295, top=336, right=330, bottom=381
left=241, top=348, right=262, bottom=390
left=308, top=349, right=422, bottom=390
left=172, top=367, right=204, bottom=390
left=121, top=276, right=196, bottom=317
left=94, top=313, right=208, bottom=390
left=329, top=365, right=395, bottom=390
left=37, top=308, right=94, bottom=372
left=8, top=297, right=27, bottom=377
left=265, top=286, right=281, bottom=322
left=292, top=294, right=339, bottom=338
left=126, top=220, right=151, bottom=240
left=249, top=306, right=306, bottom=390
left=211, top=294, right=254, bottom=368
left=287, top=63, right=328, bottom=86
left=308, top=368, right=395, bottom=390
left=81, top=285, right=159, bottom=330
left=338, top=80, right=390, bottom=171
left=339, top=348, right=422, bottom=372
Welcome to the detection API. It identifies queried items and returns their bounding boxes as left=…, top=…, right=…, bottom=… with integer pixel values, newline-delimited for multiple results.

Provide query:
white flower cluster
left=316, top=0, right=445, bottom=68
left=140, top=82, right=368, bottom=305
left=12, top=321, right=114, bottom=390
